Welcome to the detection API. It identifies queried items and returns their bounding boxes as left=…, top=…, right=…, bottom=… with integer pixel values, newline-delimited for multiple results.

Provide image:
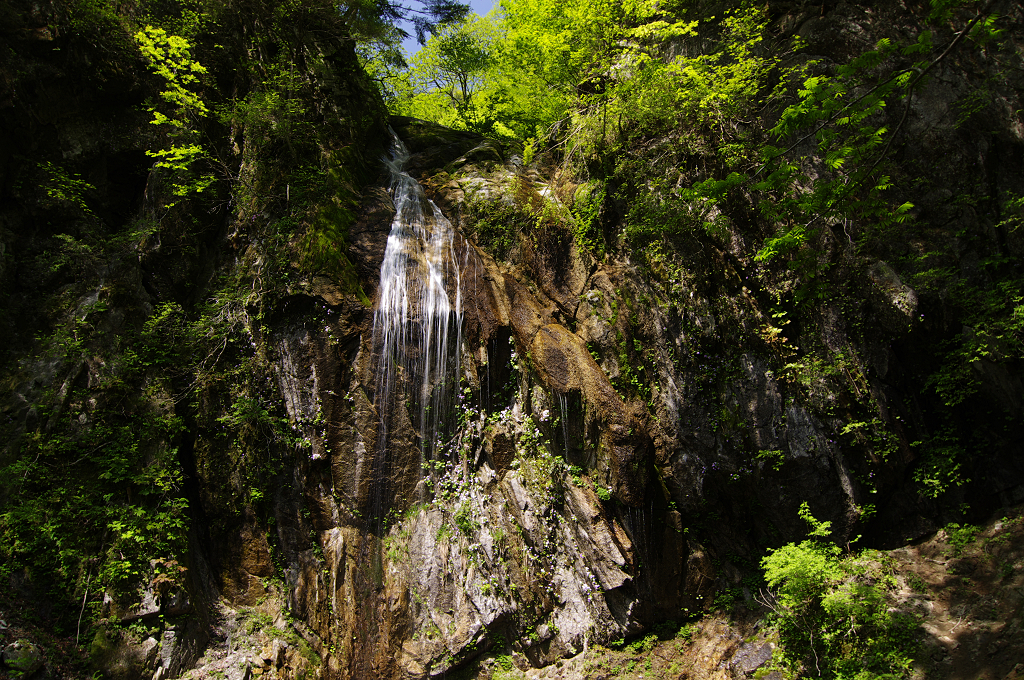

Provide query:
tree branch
left=857, top=1, right=996, bottom=183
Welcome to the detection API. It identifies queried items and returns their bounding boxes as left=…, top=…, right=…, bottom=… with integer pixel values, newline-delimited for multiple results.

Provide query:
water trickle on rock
left=369, top=131, right=464, bottom=526
left=557, top=391, right=569, bottom=458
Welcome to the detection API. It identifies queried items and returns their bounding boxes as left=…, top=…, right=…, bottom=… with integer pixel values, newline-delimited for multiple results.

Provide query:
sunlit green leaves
left=37, top=161, right=96, bottom=217
left=911, top=430, right=970, bottom=498
left=388, top=0, right=705, bottom=140
left=0, top=407, right=190, bottom=598
left=394, top=13, right=498, bottom=125
left=763, top=505, right=920, bottom=678
left=134, top=26, right=214, bottom=203
left=134, top=26, right=209, bottom=115
left=902, top=29, right=934, bottom=55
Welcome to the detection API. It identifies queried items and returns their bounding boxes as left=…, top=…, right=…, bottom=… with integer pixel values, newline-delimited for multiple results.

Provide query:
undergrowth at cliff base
left=760, top=502, right=920, bottom=679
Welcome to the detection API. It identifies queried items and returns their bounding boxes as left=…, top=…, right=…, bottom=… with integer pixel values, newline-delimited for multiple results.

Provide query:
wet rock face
left=211, top=118, right=798, bottom=677
left=389, top=116, right=507, bottom=180
left=4, top=2, right=1022, bottom=677
left=376, top=15, right=1023, bottom=669
left=528, top=324, right=650, bottom=506
left=181, top=120, right=697, bottom=679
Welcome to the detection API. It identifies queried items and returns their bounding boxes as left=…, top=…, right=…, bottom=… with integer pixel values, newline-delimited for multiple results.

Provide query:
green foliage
left=406, top=16, right=493, bottom=112
left=612, top=327, right=653, bottom=401
left=910, top=429, right=969, bottom=499
left=387, top=13, right=509, bottom=136
left=135, top=26, right=208, bottom=118
left=676, top=623, right=698, bottom=641
left=756, top=449, right=785, bottom=472
left=482, top=0, right=627, bottom=138
left=1, top=265, right=285, bottom=629
left=762, top=503, right=919, bottom=678
left=739, top=32, right=928, bottom=270
left=607, top=5, right=767, bottom=139
left=216, top=57, right=310, bottom=155
left=37, top=161, right=96, bottom=217
left=904, top=572, right=927, bottom=593
left=465, top=196, right=530, bottom=260
left=714, top=587, right=743, bottom=612
left=515, top=417, right=564, bottom=505
left=453, top=502, right=478, bottom=535
left=243, top=610, right=274, bottom=635
left=543, top=0, right=1012, bottom=309
left=0, top=402, right=189, bottom=599
left=943, top=523, right=979, bottom=557
left=41, top=233, right=100, bottom=277
left=627, top=633, right=658, bottom=654
left=358, top=23, right=409, bottom=99
left=386, top=0, right=702, bottom=140
left=0, top=0, right=473, bottom=651
left=134, top=26, right=214, bottom=202
left=652, top=619, right=677, bottom=639
left=569, top=181, right=605, bottom=256
left=240, top=610, right=321, bottom=669
left=218, top=396, right=276, bottom=433
left=743, top=4, right=1005, bottom=294
left=920, top=245, right=1024, bottom=409
left=64, top=0, right=132, bottom=33
left=293, top=153, right=371, bottom=303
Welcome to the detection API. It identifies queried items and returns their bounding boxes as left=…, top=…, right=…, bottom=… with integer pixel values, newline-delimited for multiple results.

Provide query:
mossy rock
left=389, top=116, right=505, bottom=176
left=89, top=627, right=156, bottom=680
left=2, top=639, right=44, bottom=676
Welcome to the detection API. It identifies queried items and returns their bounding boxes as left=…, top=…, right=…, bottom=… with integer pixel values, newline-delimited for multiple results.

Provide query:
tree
left=385, top=0, right=626, bottom=138
left=134, top=25, right=214, bottom=204
left=408, top=15, right=494, bottom=112
left=341, top=0, right=472, bottom=45
left=383, top=0, right=701, bottom=140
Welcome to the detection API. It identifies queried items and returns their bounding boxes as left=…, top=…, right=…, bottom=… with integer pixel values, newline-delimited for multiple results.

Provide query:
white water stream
left=370, top=131, right=464, bottom=520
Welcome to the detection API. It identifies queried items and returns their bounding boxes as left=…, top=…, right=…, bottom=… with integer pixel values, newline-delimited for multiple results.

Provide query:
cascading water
left=348, top=131, right=465, bottom=678
left=368, top=130, right=464, bottom=528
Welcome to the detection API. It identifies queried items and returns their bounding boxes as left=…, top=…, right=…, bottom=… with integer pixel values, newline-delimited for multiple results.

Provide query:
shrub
left=944, top=523, right=980, bottom=557
left=761, top=503, right=919, bottom=678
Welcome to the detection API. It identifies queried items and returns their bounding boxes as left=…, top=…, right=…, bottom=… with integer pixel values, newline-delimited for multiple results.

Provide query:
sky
left=400, top=0, right=496, bottom=56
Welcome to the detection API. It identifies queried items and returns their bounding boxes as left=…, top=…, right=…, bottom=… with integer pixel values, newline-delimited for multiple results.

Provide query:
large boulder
left=389, top=115, right=506, bottom=178
left=3, top=639, right=44, bottom=676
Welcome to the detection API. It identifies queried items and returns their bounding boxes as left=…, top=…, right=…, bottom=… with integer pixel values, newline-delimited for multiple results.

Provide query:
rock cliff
left=0, top=0, right=1023, bottom=678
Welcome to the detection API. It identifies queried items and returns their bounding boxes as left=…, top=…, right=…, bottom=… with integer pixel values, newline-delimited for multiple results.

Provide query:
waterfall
left=369, top=130, right=463, bottom=526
